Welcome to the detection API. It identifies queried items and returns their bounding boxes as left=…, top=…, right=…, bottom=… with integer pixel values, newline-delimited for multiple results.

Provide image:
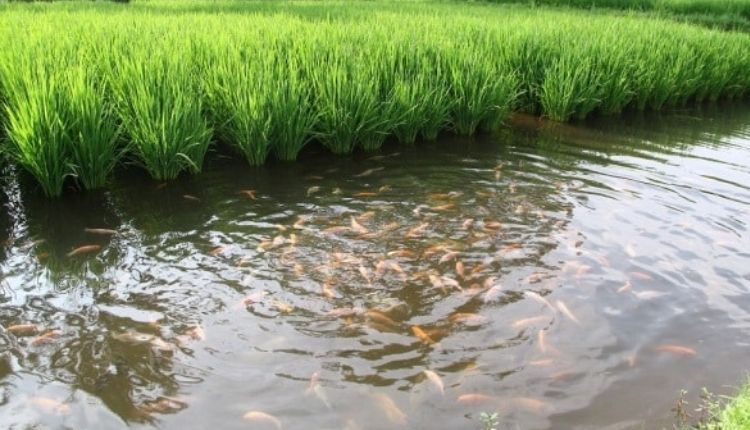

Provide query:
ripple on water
left=0, top=104, right=750, bottom=429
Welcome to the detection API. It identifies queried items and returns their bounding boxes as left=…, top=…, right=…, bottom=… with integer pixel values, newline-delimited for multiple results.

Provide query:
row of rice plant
left=0, top=2, right=748, bottom=197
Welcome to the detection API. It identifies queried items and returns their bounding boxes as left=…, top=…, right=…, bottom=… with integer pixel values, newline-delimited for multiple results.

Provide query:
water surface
left=1, top=104, right=749, bottom=430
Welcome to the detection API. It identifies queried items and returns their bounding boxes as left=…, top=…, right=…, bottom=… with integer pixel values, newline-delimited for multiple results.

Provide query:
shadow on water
left=0, top=102, right=748, bottom=429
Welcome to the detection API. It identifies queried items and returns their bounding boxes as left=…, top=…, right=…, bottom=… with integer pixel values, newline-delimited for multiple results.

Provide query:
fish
left=183, top=194, right=200, bottom=202
left=411, top=325, right=436, bottom=345
left=209, top=246, right=226, bottom=256
left=332, top=187, right=342, bottom=195
left=655, top=344, right=697, bottom=357
left=633, top=290, right=667, bottom=300
left=538, top=329, right=547, bottom=353
left=528, top=359, right=554, bottom=367
left=365, top=310, right=398, bottom=328
left=461, top=218, right=474, bottom=229
left=350, top=217, right=369, bottom=235
left=356, top=211, right=376, bottom=222
left=84, top=228, right=117, bottom=235
left=624, top=243, right=637, bottom=258
left=306, top=372, right=332, bottom=409
left=185, top=325, right=206, bottom=341
left=555, top=301, right=581, bottom=325
left=456, top=393, right=496, bottom=405
left=239, top=189, right=257, bottom=199
left=140, top=397, right=187, bottom=414
left=354, top=167, right=384, bottom=178
left=512, top=315, right=548, bottom=329
left=293, top=216, right=308, bottom=229
left=273, top=300, right=294, bottom=314
left=29, top=397, right=70, bottom=414
left=617, top=281, right=632, bottom=293
left=448, top=313, right=488, bottom=327
left=242, top=411, right=282, bottom=429
left=31, top=330, right=62, bottom=346
left=372, top=393, right=407, bottom=425
left=508, top=396, right=550, bottom=414
left=113, top=331, right=155, bottom=345
left=430, top=203, right=455, bottom=211
left=388, top=249, right=416, bottom=258
left=353, top=192, right=378, bottom=198
left=423, top=370, right=445, bottom=395
left=322, top=226, right=350, bottom=235
left=524, top=291, right=555, bottom=312
left=67, top=244, right=102, bottom=257
left=239, top=290, right=268, bottom=307
left=439, top=251, right=460, bottom=264
left=327, top=307, right=361, bottom=318
left=378, top=185, right=392, bottom=193
left=306, top=186, right=320, bottom=196
left=405, top=223, right=429, bottom=238
left=358, top=265, right=372, bottom=284
left=482, top=285, right=503, bottom=303
left=6, top=323, right=39, bottom=336
left=321, top=282, right=335, bottom=298
left=455, top=261, right=465, bottom=278
left=483, top=220, right=503, bottom=230
left=630, top=271, right=653, bottom=281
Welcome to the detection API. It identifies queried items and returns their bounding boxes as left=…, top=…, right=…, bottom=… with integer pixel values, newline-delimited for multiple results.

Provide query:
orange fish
left=449, top=313, right=488, bottom=326
left=538, top=329, right=547, bottom=353
left=354, top=167, right=383, bottom=178
left=512, top=315, right=548, bottom=329
left=209, top=246, right=226, bottom=256
left=423, top=370, right=445, bottom=396
left=461, top=219, right=474, bottom=229
left=525, top=291, right=555, bottom=312
left=411, top=325, right=436, bottom=345
left=29, top=397, right=70, bottom=414
left=84, top=228, right=117, bottom=235
left=405, top=223, right=429, bottom=238
left=365, top=310, right=398, bottom=328
left=67, top=244, right=102, bottom=257
left=439, top=251, right=460, bottom=264
left=242, top=411, right=282, bottom=429
left=555, top=301, right=581, bottom=325
left=455, top=261, right=465, bottom=278
left=6, top=324, right=39, bottom=336
left=388, top=249, right=416, bottom=258
left=183, top=194, right=200, bottom=202
left=353, top=192, right=378, bottom=198
left=31, top=330, right=62, bottom=346
left=456, top=393, right=496, bottom=405
left=655, top=344, right=697, bottom=357
left=508, top=396, right=550, bottom=414
left=617, top=281, right=632, bottom=293
left=239, top=189, right=257, bottom=199
left=350, top=217, right=369, bottom=235
left=372, top=393, right=407, bottom=425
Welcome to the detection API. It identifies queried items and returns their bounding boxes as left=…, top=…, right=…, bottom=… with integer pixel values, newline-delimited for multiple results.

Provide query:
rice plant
left=110, top=43, right=211, bottom=181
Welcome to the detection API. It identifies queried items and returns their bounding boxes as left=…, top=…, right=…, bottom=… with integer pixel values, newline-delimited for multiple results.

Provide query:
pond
left=0, top=104, right=749, bottom=430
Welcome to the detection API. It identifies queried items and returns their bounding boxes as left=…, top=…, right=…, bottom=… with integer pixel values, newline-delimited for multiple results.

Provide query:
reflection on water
left=1, top=103, right=749, bottom=429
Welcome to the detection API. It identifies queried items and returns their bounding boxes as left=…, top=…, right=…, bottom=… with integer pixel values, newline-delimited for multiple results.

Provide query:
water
left=1, top=104, right=749, bottom=430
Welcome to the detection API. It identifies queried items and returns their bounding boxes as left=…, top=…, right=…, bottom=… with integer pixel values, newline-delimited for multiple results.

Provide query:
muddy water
left=0, top=104, right=749, bottom=430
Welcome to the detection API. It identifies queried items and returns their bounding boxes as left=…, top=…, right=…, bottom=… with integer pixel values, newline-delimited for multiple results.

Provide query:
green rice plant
left=63, top=65, right=122, bottom=190
left=0, top=59, right=71, bottom=197
left=310, top=48, right=392, bottom=154
left=447, top=46, right=519, bottom=135
left=110, top=42, right=211, bottom=181
left=540, top=53, right=602, bottom=122
left=269, top=53, right=317, bottom=162
left=204, top=44, right=274, bottom=165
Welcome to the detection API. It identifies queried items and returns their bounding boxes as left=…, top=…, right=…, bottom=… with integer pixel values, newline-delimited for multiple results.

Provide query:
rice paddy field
left=0, top=0, right=749, bottom=197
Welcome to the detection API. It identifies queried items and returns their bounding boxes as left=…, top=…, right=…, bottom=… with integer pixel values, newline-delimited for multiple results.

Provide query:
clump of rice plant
left=0, top=48, right=120, bottom=196
left=204, top=45, right=274, bottom=165
left=310, top=48, right=393, bottom=154
left=110, top=44, right=211, bottom=181
left=447, top=47, right=518, bottom=135
left=540, top=53, right=602, bottom=122
left=64, top=65, right=121, bottom=190
left=269, top=54, right=317, bottom=162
